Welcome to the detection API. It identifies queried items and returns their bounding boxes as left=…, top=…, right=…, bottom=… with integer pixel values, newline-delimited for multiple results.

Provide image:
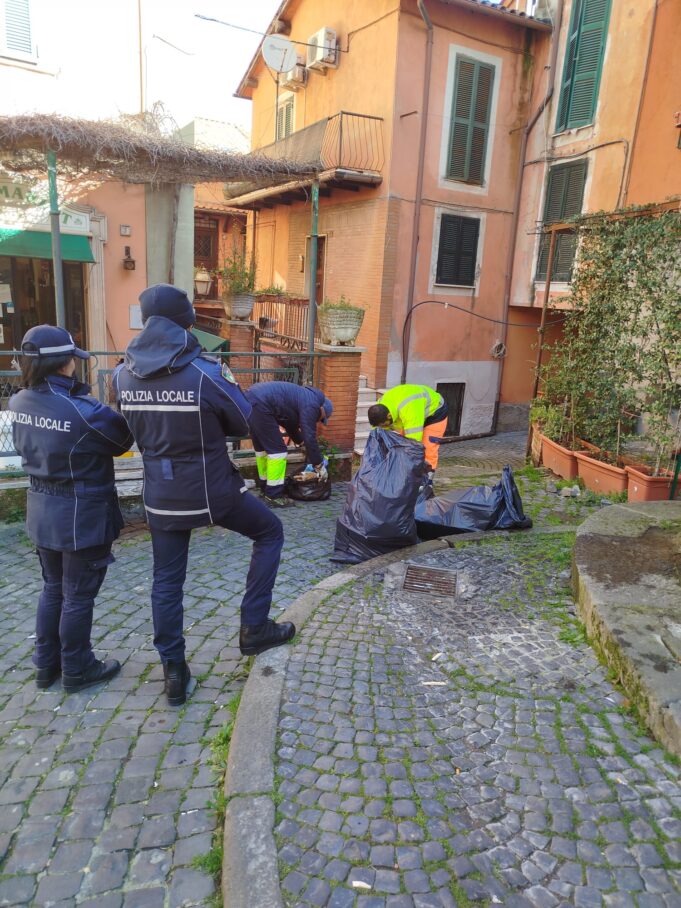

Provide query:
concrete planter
left=625, top=465, right=673, bottom=502
left=540, top=434, right=579, bottom=480
left=317, top=307, right=364, bottom=346
left=223, top=292, right=255, bottom=320
left=574, top=451, right=628, bottom=495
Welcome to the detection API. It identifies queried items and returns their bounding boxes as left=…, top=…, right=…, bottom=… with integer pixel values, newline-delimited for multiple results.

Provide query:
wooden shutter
left=5, top=0, right=32, bottom=54
left=556, top=0, right=610, bottom=131
left=447, top=57, right=495, bottom=185
left=436, top=214, right=480, bottom=286
left=536, top=161, right=587, bottom=280
left=277, top=99, right=294, bottom=140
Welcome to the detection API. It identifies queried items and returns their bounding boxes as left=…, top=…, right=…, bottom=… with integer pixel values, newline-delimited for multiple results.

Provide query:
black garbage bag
left=331, top=429, right=425, bottom=563
left=285, top=466, right=332, bottom=501
left=415, top=465, right=532, bottom=539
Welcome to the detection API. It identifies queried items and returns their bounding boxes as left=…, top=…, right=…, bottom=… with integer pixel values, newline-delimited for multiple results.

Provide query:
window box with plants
left=317, top=296, right=365, bottom=347
left=218, top=246, right=256, bottom=320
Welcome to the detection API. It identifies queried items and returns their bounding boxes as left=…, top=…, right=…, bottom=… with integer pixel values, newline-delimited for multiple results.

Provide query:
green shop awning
left=0, top=229, right=95, bottom=263
left=191, top=326, right=229, bottom=352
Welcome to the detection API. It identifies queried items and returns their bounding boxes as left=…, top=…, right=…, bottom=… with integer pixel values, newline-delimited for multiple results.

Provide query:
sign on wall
left=0, top=180, right=91, bottom=234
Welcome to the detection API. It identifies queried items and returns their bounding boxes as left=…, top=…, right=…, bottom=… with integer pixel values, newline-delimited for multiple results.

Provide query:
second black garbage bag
left=415, top=464, right=533, bottom=539
left=331, top=429, right=425, bottom=564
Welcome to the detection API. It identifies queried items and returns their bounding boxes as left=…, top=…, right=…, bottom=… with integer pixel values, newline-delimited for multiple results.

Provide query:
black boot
left=62, top=658, right=121, bottom=694
left=239, top=620, right=296, bottom=656
left=163, top=660, right=192, bottom=707
left=35, top=664, right=61, bottom=690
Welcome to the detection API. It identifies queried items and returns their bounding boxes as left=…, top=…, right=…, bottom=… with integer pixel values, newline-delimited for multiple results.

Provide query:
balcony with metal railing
left=225, top=112, right=384, bottom=209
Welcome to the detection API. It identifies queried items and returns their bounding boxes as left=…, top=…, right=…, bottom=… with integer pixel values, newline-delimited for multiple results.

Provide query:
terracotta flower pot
left=540, top=434, right=579, bottom=480
left=574, top=451, right=627, bottom=495
left=625, top=465, right=673, bottom=502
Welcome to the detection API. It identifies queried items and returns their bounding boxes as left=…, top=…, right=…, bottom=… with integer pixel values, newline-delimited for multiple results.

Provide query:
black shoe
left=35, top=665, right=61, bottom=690
left=163, top=660, right=192, bottom=707
left=263, top=495, right=296, bottom=509
left=239, top=620, right=296, bottom=656
left=62, top=659, right=121, bottom=694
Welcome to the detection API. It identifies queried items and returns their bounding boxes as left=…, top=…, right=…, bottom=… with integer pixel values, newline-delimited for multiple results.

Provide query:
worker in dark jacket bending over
left=245, top=381, right=333, bottom=504
left=10, top=325, right=133, bottom=693
left=114, top=285, right=294, bottom=706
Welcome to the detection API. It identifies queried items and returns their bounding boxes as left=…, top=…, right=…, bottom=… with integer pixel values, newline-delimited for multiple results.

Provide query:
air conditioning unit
left=306, top=27, right=337, bottom=71
left=282, top=55, right=306, bottom=91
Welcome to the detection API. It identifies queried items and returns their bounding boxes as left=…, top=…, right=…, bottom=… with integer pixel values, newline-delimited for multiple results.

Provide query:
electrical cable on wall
left=401, top=299, right=567, bottom=371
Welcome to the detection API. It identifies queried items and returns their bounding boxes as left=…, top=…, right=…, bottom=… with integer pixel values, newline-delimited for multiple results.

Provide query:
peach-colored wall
left=499, top=306, right=564, bottom=405
left=509, top=0, right=659, bottom=310
left=626, top=0, right=681, bottom=206
left=83, top=182, right=147, bottom=351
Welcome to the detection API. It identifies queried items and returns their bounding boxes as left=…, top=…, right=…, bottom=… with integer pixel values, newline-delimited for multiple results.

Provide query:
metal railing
left=0, top=349, right=323, bottom=457
left=253, top=295, right=321, bottom=352
left=255, top=111, right=384, bottom=174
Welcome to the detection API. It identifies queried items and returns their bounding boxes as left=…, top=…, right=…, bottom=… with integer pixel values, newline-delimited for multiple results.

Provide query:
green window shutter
left=436, top=214, right=480, bottom=286
left=536, top=161, right=587, bottom=280
left=284, top=99, right=293, bottom=137
left=447, top=57, right=494, bottom=185
left=556, top=0, right=610, bottom=131
left=5, top=0, right=32, bottom=54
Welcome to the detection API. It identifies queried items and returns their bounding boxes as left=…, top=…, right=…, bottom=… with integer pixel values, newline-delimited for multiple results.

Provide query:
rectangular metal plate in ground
left=403, top=565, right=458, bottom=597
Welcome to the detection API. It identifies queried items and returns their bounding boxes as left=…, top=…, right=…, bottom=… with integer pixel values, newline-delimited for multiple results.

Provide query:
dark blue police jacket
left=114, top=316, right=251, bottom=531
left=245, top=382, right=325, bottom=465
left=10, top=374, right=133, bottom=551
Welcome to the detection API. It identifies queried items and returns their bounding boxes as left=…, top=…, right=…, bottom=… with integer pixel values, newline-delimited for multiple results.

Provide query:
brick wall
left=225, top=320, right=256, bottom=389
left=316, top=345, right=363, bottom=454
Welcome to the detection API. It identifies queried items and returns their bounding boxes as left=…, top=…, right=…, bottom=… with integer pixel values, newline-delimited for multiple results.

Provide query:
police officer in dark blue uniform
left=245, top=381, right=333, bottom=503
left=114, top=284, right=295, bottom=706
left=10, top=325, right=133, bottom=693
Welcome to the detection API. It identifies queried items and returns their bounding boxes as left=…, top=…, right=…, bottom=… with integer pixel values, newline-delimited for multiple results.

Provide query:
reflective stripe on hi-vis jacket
left=378, top=384, right=443, bottom=441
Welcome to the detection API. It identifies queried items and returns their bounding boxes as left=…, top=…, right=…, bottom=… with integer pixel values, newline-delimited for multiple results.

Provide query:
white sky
left=142, top=0, right=282, bottom=132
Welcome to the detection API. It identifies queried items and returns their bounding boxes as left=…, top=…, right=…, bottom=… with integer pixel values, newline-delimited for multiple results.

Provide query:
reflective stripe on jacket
left=378, top=384, right=444, bottom=441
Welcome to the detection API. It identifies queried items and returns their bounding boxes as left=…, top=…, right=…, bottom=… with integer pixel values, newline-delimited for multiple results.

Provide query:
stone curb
left=573, top=501, right=681, bottom=758
left=220, top=524, right=577, bottom=906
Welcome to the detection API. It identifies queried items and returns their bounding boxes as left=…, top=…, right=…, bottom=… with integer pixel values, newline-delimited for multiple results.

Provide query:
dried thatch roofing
left=0, top=114, right=316, bottom=187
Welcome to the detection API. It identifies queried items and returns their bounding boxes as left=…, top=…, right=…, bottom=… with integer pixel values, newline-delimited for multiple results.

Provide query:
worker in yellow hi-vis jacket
left=368, top=384, right=449, bottom=472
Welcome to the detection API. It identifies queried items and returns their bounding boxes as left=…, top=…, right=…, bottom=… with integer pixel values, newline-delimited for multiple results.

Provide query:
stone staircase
left=354, top=375, right=382, bottom=455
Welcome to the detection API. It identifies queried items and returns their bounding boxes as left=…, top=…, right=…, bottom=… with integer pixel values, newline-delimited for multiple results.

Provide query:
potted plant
left=531, top=398, right=579, bottom=479
left=317, top=295, right=365, bottom=346
left=219, top=245, right=256, bottom=320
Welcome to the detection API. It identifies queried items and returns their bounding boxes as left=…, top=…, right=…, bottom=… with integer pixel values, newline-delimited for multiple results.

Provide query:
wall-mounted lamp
left=123, top=246, right=136, bottom=270
left=194, top=267, right=212, bottom=296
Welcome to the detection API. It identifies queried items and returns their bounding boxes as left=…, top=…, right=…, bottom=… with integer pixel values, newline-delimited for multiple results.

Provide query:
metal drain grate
left=403, top=565, right=458, bottom=596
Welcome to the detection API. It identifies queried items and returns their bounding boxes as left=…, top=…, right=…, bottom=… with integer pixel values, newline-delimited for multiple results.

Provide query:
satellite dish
left=262, top=34, right=298, bottom=73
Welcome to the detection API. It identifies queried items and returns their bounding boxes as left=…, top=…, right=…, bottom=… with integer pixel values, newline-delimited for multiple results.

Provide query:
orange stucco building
left=232, top=0, right=680, bottom=436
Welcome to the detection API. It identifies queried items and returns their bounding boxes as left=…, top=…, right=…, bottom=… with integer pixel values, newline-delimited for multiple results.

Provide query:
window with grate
left=435, top=214, right=480, bottom=287
left=2, top=0, right=33, bottom=58
left=276, top=96, right=294, bottom=141
left=556, top=0, right=611, bottom=132
left=194, top=233, right=213, bottom=259
left=536, top=161, right=587, bottom=282
left=446, top=56, right=495, bottom=185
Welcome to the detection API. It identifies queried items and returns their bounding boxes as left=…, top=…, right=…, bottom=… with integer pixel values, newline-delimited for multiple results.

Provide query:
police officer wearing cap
left=10, top=325, right=133, bottom=693
left=114, top=284, right=295, bottom=706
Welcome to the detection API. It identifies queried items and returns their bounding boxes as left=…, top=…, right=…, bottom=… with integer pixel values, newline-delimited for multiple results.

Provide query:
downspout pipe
left=493, top=0, right=563, bottom=430
left=401, top=0, right=433, bottom=385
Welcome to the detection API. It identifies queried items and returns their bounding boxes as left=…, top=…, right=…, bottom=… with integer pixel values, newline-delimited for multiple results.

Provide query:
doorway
left=436, top=382, right=465, bottom=437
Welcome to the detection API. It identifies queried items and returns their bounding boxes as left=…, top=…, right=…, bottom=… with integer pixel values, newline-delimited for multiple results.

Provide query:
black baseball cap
left=21, top=325, right=89, bottom=359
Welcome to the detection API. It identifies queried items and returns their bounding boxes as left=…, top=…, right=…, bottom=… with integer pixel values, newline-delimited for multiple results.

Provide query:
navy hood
left=125, top=316, right=202, bottom=379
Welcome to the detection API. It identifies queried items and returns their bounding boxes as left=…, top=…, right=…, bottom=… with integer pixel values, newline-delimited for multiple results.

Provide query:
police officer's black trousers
left=149, top=491, right=284, bottom=663
left=34, top=544, right=114, bottom=675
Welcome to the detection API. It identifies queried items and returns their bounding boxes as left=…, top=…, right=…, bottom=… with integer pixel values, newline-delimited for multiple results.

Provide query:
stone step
left=358, top=374, right=368, bottom=389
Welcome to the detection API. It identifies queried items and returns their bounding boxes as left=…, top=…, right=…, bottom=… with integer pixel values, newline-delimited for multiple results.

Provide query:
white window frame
left=0, top=0, right=37, bottom=64
left=438, top=43, right=502, bottom=196
left=429, top=205, right=486, bottom=297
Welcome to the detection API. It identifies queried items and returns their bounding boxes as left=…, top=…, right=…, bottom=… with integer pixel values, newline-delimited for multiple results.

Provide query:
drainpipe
left=401, top=0, right=433, bottom=385
left=494, top=0, right=563, bottom=429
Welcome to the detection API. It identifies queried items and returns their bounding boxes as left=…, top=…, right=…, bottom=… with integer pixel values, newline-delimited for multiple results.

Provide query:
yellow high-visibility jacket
left=378, top=384, right=444, bottom=441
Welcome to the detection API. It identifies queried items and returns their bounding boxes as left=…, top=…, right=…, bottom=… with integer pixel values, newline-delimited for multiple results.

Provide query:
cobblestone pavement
left=273, top=452, right=681, bottom=907
left=0, top=433, right=655, bottom=907
left=0, top=488, right=348, bottom=907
